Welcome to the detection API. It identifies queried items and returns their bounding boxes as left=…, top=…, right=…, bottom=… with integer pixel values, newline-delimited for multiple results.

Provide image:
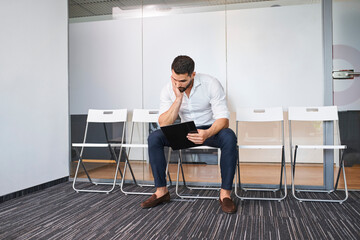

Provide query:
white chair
left=72, top=109, right=132, bottom=194
left=120, top=109, right=172, bottom=195
left=234, top=107, right=287, bottom=202
left=288, top=106, right=348, bottom=203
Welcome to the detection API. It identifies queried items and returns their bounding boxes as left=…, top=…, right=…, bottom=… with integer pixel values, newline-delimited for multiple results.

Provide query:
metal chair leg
left=109, top=146, right=123, bottom=179
left=72, top=147, right=92, bottom=183
left=120, top=148, right=171, bottom=195
left=175, top=150, right=219, bottom=200
left=279, top=146, right=285, bottom=191
left=235, top=146, right=287, bottom=202
left=334, top=149, right=345, bottom=190
left=292, top=147, right=348, bottom=203
left=179, top=154, right=187, bottom=188
left=73, top=150, right=122, bottom=194
left=234, top=161, right=241, bottom=199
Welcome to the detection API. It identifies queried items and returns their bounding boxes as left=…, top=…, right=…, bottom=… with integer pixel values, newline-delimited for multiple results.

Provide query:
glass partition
left=68, top=0, right=359, bottom=190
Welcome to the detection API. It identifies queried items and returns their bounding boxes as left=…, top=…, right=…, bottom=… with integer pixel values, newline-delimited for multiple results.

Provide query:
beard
left=178, top=79, right=193, bottom=93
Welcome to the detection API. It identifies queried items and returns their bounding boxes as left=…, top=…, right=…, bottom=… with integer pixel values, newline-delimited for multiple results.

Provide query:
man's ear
left=191, top=72, right=196, bottom=78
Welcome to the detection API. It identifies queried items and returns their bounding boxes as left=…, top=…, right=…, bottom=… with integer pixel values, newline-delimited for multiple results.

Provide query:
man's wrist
left=204, top=129, right=212, bottom=139
left=175, top=97, right=182, bottom=103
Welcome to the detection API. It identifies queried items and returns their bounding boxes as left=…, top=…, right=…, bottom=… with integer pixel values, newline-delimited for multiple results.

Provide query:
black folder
left=160, top=121, right=198, bottom=150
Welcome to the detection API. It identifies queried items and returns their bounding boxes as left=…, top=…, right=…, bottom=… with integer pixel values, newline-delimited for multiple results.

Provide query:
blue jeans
left=148, top=126, right=238, bottom=190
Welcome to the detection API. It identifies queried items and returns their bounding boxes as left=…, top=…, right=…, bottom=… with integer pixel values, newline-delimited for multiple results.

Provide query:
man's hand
left=187, top=129, right=210, bottom=145
left=186, top=118, right=229, bottom=144
left=171, top=77, right=184, bottom=100
left=158, top=77, right=184, bottom=127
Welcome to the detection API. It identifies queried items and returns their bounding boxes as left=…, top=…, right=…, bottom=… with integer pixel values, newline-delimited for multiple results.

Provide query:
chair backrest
left=288, top=106, right=338, bottom=121
left=87, top=109, right=127, bottom=123
left=288, top=106, right=341, bottom=148
left=132, top=109, right=159, bottom=123
left=236, top=107, right=285, bottom=146
left=236, top=107, right=284, bottom=122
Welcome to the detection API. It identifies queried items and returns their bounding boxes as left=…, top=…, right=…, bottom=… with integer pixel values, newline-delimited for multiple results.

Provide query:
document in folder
left=160, top=121, right=198, bottom=150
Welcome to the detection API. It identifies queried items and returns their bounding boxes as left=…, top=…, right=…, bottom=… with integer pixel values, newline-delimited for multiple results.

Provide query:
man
left=141, top=55, right=237, bottom=214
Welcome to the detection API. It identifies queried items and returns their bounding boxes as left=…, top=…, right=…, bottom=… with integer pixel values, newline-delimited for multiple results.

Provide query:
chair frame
left=175, top=146, right=221, bottom=200
left=120, top=109, right=172, bottom=196
left=288, top=106, right=348, bottom=204
left=234, top=107, right=287, bottom=202
left=72, top=109, right=135, bottom=194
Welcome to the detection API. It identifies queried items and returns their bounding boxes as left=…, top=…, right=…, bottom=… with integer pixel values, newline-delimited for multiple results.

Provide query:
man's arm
left=158, top=78, right=184, bottom=127
left=158, top=98, right=182, bottom=126
left=187, top=118, right=229, bottom=144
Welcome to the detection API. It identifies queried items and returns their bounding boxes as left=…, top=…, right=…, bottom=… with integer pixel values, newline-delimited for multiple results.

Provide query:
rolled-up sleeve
left=208, top=79, right=230, bottom=120
left=159, top=84, right=173, bottom=115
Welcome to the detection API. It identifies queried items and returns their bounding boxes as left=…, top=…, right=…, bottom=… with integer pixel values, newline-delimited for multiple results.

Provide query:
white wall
left=69, top=19, right=142, bottom=114
left=143, top=11, right=227, bottom=109
left=0, top=0, right=69, bottom=196
left=69, top=3, right=323, bottom=162
left=227, top=4, right=323, bottom=110
left=70, top=3, right=323, bottom=114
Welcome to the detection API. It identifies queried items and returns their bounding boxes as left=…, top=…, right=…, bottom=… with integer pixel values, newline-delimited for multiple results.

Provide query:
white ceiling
left=69, top=0, right=319, bottom=19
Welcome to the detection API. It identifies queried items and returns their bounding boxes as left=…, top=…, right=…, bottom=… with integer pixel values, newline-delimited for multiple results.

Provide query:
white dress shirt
left=159, top=73, right=230, bottom=126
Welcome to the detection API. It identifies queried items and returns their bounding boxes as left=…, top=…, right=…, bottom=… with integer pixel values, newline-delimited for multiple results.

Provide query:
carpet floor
left=0, top=182, right=359, bottom=240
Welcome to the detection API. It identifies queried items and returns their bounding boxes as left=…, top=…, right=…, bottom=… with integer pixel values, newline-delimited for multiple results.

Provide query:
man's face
left=171, top=70, right=194, bottom=92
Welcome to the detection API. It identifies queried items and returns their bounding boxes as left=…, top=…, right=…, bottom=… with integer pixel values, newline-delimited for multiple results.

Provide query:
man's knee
left=218, top=128, right=237, bottom=146
left=148, top=129, right=167, bottom=149
left=218, top=129, right=237, bottom=167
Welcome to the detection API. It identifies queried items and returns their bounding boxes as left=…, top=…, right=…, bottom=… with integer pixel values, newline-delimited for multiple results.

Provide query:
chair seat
left=121, top=143, right=148, bottom=148
left=72, top=143, right=122, bottom=148
left=238, top=145, right=283, bottom=149
left=294, top=145, right=346, bottom=150
left=188, top=146, right=218, bottom=150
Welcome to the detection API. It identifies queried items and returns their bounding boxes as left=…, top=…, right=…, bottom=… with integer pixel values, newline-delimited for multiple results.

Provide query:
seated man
left=141, top=55, right=237, bottom=214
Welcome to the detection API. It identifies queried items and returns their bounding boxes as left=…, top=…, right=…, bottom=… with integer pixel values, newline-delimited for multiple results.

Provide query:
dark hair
left=171, top=55, right=195, bottom=76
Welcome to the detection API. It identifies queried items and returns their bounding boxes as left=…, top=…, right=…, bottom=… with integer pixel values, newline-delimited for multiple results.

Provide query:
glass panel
left=333, top=0, right=360, bottom=190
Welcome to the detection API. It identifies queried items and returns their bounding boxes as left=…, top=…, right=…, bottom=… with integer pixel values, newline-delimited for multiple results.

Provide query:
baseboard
left=0, top=177, right=69, bottom=204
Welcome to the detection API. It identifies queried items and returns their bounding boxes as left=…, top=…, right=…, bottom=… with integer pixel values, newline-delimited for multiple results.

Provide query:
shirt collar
left=193, top=74, right=201, bottom=88
left=189, top=74, right=201, bottom=98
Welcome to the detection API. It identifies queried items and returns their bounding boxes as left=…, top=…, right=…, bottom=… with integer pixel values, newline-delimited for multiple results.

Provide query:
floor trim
left=0, top=177, right=69, bottom=203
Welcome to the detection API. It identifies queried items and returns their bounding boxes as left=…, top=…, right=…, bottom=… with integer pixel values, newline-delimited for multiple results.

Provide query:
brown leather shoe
left=219, top=197, right=237, bottom=214
left=141, top=192, right=171, bottom=209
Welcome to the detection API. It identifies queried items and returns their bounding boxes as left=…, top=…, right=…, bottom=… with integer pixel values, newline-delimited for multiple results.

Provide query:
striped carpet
left=0, top=182, right=359, bottom=240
